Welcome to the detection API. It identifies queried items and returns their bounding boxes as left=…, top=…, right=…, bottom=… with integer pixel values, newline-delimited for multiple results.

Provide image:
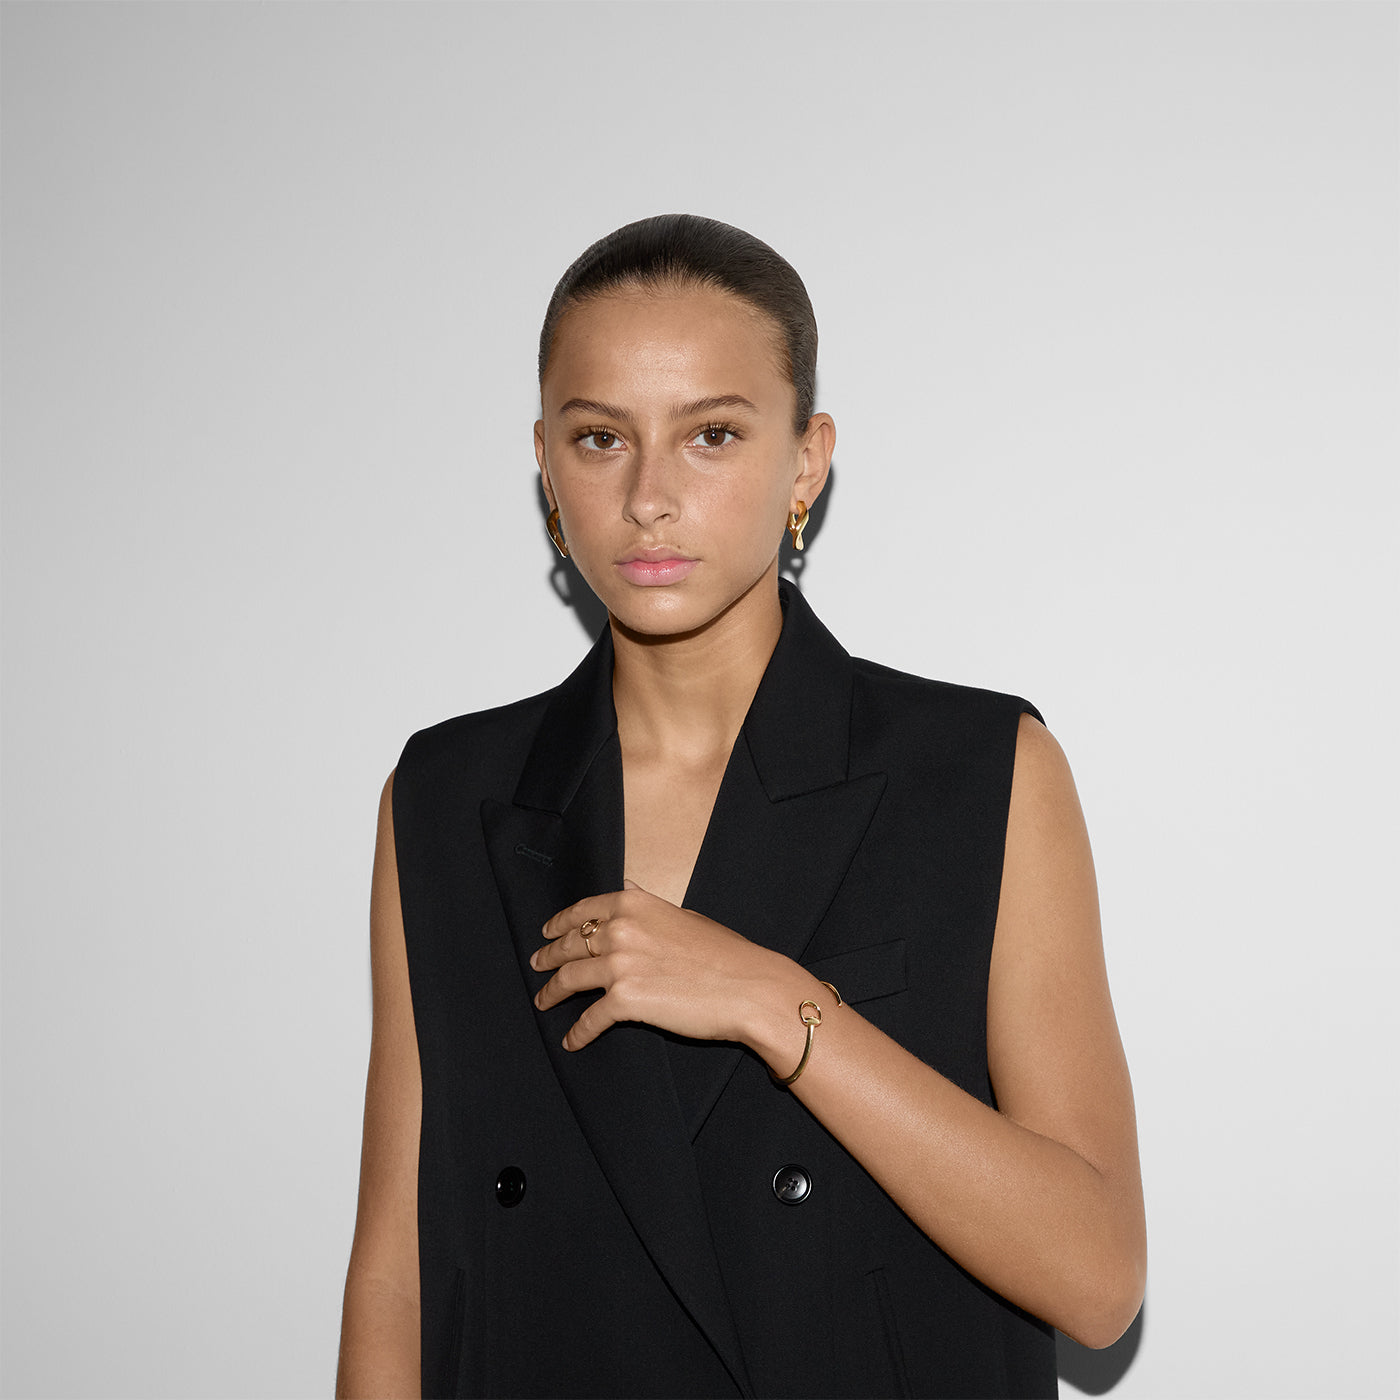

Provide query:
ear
left=792, top=412, right=836, bottom=512
left=535, top=419, right=558, bottom=512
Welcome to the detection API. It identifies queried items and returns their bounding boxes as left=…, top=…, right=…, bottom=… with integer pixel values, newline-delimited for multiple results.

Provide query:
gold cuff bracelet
left=771, top=980, right=842, bottom=1086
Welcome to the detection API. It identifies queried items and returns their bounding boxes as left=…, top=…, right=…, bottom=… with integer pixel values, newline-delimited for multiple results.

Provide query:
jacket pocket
left=805, top=938, right=907, bottom=1005
left=865, top=1266, right=913, bottom=1399
left=442, top=1265, right=467, bottom=1398
left=444, top=1258, right=492, bottom=1398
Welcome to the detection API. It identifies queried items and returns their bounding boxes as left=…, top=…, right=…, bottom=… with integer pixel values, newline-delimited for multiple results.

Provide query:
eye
left=689, top=424, right=738, bottom=448
left=575, top=428, right=622, bottom=452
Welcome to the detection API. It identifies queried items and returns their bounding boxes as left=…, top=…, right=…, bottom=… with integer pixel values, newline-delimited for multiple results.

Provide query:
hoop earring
left=787, top=501, right=809, bottom=552
left=546, top=508, right=569, bottom=558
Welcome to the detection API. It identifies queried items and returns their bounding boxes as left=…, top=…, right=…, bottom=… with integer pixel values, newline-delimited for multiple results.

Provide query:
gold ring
left=580, top=918, right=601, bottom=957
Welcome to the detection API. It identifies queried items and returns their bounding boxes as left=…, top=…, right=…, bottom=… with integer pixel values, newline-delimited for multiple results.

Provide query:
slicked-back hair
left=538, top=214, right=817, bottom=433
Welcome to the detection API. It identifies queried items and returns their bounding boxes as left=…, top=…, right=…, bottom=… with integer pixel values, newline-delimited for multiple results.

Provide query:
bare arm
left=535, top=715, right=1145, bottom=1348
left=765, top=714, right=1145, bottom=1346
left=336, top=771, right=422, bottom=1397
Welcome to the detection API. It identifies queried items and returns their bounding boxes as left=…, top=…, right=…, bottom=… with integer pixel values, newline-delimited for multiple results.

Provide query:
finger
left=532, top=957, right=602, bottom=1013
left=562, top=992, right=619, bottom=1051
left=530, top=920, right=599, bottom=972
left=542, top=896, right=610, bottom=941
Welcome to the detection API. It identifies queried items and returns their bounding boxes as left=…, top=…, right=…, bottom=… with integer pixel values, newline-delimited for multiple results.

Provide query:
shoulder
left=852, top=654, right=1041, bottom=716
left=1007, top=711, right=1084, bottom=835
left=1011, top=709, right=1067, bottom=774
left=395, top=688, right=554, bottom=796
left=849, top=654, right=1042, bottom=759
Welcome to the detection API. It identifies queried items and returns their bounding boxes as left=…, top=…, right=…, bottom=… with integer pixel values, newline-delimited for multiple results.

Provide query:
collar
left=513, top=580, right=854, bottom=814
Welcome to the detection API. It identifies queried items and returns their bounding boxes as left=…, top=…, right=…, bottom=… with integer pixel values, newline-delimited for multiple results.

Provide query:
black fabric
left=393, top=582, right=1056, bottom=1398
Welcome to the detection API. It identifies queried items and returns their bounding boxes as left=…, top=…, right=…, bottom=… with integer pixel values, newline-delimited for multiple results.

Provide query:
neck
left=609, top=569, right=784, bottom=765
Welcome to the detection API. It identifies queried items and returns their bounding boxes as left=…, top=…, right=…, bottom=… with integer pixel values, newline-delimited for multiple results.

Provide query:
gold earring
left=787, top=501, right=809, bottom=552
left=546, top=508, right=569, bottom=558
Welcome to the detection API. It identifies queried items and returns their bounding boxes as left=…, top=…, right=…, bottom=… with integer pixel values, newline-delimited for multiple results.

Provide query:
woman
left=337, top=215, right=1145, bottom=1399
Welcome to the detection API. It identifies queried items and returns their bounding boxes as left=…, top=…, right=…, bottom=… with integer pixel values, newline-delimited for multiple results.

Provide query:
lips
left=615, top=552, right=697, bottom=587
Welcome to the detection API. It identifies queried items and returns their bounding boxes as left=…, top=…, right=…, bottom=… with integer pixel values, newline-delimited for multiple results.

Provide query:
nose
left=622, top=447, right=679, bottom=530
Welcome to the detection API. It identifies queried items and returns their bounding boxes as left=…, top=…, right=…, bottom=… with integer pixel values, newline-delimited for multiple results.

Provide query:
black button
left=496, top=1165, right=526, bottom=1208
left=772, top=1164, right=811, bottom=1205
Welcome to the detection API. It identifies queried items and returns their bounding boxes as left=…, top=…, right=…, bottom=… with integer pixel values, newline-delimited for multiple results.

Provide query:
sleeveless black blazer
left=393, top=583, right=1057, bottom=1398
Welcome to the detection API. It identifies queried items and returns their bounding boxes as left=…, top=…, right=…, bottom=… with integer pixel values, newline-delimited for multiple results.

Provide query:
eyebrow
left=556, top=394, right=760, bottom=421
left=671, top=394, right=760, bottom=420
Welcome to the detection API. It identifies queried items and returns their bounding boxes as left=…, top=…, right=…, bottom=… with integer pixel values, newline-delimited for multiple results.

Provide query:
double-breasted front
left=393, top=584, right=1057, bottom=1398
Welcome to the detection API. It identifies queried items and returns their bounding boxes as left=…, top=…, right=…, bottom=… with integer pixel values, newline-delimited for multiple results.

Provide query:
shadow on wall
left=1057, top=1302, right=1145, bottom=1394
left=537, top=467, right=838, bottom=641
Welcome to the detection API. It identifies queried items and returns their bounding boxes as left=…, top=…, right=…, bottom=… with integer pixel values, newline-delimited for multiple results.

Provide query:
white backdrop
left=3, top=4, right=1396, bottom=1396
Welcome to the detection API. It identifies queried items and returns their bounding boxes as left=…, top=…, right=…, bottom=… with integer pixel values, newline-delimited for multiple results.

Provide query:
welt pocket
left=865, top=1266, right=912, bottom=1399
left=803, top=938, right=906, bottom=1005
left=443, top=1264, right=468, bottom=1398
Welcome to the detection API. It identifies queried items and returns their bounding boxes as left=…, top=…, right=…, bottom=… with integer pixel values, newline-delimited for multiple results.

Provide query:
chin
left=606, top=591, right=713, bottom=640
left=609, top=579, right=779, bottom=644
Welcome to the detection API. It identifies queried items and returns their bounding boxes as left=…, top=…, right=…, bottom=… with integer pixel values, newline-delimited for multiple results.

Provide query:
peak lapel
left=680, top=584, right=888, bottom=1132
left=482, top=626, right=754, bottom=1398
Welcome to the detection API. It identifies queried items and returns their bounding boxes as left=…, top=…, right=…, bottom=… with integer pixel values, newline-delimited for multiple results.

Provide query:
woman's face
left=535, top=285, right=833, bottom=638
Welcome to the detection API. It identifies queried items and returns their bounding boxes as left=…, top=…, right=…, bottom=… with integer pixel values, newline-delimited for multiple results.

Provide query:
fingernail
left=528, top=951, right=539, bottom=970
